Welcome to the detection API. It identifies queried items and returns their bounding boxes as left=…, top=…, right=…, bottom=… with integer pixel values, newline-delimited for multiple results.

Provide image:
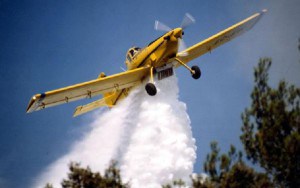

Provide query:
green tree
left=240, top=58, right=300, bottom=187
left=162, top=179, right=186, bottom=188
left=198, top=142, right=272, bottom=188
left=46, top=161, right=128, bottom=188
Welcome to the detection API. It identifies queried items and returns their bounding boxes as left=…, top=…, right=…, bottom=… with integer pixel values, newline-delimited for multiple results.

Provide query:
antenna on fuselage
left=120, top=67, right=126, bottom=72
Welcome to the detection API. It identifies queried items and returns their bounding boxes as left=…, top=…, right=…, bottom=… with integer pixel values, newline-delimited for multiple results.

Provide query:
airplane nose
left=174, top=28, right=183, bottom=38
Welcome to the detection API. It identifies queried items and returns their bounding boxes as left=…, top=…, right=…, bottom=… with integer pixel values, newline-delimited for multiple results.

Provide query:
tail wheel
left=145, top=83, right=157, bottom=96
left=191, top=65, right=201, bottom=79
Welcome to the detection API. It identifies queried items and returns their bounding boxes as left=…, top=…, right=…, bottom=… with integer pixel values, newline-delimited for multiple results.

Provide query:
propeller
left=154, top=13, right=195, bottom=54
left=180, top=13, right=196, bottom=29
left=178, top=38, right=188, bottom=56
left=154, top=20, right=171, bottom=32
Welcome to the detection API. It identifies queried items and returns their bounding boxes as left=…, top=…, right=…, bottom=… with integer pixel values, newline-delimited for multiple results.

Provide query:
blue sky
left=0, top=0, right=299, bottom=187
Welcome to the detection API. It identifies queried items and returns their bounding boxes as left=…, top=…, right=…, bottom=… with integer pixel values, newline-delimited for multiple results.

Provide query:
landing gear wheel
left=191, top=65, right=201, bottom=79
left=145, top=83, right=157, bottom=96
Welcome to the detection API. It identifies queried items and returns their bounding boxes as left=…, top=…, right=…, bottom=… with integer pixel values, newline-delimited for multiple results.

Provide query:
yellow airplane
left=26, top=10, right=267, bottom=117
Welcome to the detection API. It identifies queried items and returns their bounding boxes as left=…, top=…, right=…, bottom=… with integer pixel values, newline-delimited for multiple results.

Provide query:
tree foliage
left=62, top=161, right=127, bottom=188
left=194, top=142, right=272, bottom=188
left=240, top=58, right=300, bottom=187
left=45, top=161, right=128, bottom=188
left=162, top=179, right=186, bottom=188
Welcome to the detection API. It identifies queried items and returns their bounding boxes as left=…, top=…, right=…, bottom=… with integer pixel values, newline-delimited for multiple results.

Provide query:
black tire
left=191, top=65, right=201, bottom=79
left=145, top=83, right=157, bottom=96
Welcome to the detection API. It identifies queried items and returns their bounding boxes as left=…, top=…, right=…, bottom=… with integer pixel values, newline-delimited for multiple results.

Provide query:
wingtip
left=26, top=94, right=42, bottom=113
left=26, top=96, right=36, bottom=113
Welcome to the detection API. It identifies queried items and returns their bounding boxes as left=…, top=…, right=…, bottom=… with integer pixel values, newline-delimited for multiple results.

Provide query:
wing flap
left=175, top=9, right=267, bottom=66
left=26, top=66, right=150, bottom=113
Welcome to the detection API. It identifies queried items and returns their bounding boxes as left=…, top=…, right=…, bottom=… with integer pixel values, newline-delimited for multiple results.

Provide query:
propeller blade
left=178, top=38, right=188, bottom=56
left=180, top=13, right=195, bottom=29
left=154, top=20, right=171, bottom=32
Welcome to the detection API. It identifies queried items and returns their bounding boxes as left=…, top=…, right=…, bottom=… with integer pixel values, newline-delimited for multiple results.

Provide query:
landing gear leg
left=175, top=58, right=201, bottom=79
left=145, top=66, right=157, bottom=96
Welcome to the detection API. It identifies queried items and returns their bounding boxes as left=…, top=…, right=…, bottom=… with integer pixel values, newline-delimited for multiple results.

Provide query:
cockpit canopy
left=126, top=47, right=141, bottom=63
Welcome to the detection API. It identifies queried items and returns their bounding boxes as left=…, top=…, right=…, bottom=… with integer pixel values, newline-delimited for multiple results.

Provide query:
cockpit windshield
left=127, top=47, right=141, bottom=63
left=130, top=47, right=141, bottom=56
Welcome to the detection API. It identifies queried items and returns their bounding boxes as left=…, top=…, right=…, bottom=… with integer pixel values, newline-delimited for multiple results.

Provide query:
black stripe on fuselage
left=137, top=40, right=165, bottom=68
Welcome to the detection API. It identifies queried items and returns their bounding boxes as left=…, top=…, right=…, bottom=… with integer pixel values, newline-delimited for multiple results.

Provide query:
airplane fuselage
left=126, top=28, right=183, bottom=70
left=103, top=28, right=183, bottom=106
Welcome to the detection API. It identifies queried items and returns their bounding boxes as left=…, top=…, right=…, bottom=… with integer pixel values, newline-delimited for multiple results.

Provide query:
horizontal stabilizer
left=73, top=96, right=114, bottom=117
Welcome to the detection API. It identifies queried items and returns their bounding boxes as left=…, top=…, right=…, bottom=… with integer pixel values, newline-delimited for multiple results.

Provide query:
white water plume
left=33, top=75, right=196, bottom=188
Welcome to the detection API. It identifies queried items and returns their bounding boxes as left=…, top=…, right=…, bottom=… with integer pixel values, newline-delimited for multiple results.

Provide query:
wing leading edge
left=26, top=66, right=150, bottom=113
left=175, top=9, right=267, bottom=66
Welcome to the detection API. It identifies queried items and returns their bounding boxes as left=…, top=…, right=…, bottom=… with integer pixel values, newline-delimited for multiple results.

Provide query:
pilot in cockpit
left=126, top=47, right=142, bottom=69
left=129, top=47, right=141, bottom=57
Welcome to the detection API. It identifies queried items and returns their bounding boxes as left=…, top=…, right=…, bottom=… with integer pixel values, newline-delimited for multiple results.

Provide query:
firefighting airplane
left=26, top=10, right=267, bottom=117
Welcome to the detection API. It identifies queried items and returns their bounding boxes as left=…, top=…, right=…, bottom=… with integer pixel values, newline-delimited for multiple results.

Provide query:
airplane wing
left=175, top=9, right=267, bottom=66
left=26, top=66, right=150, bottom=113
